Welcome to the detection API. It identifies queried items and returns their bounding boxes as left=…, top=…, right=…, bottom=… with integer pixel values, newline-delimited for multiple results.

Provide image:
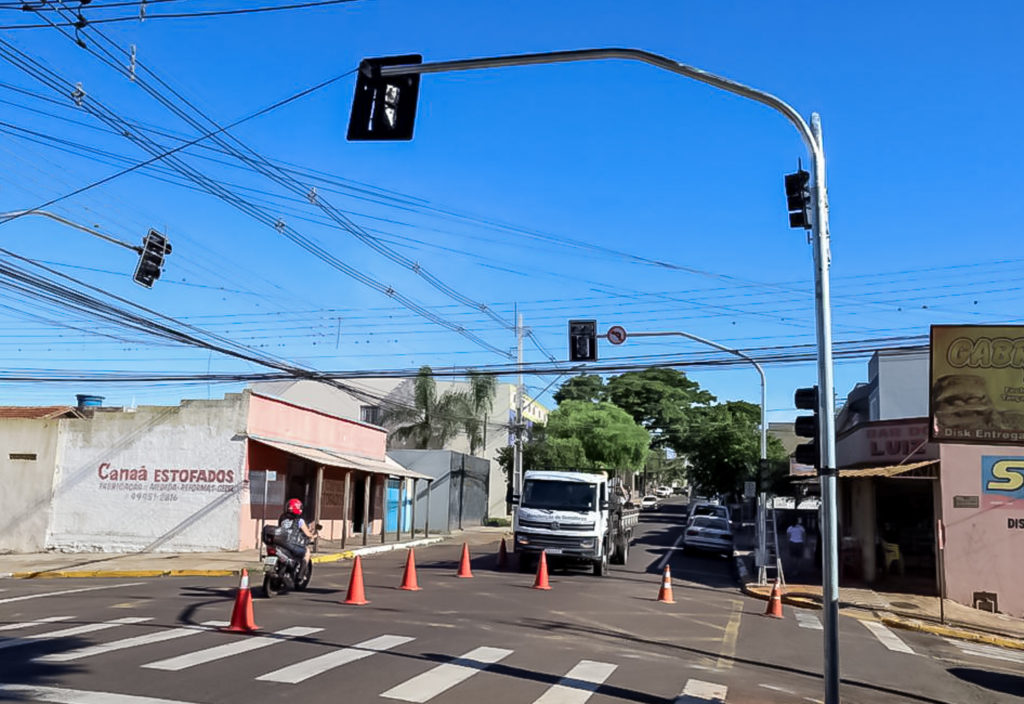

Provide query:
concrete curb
left=880, top=613, right=1024, bottom=652
left=6, top=568, right=249, bottom=579
left=1, top=536, right=450, bottom=579
left=741, top=582, right=822, bottom=611
left=314, top=536, right=446, bottom=563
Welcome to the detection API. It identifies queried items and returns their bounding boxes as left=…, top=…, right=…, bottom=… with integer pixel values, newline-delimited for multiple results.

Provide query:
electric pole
left=513, top=309, right=525, bottom=503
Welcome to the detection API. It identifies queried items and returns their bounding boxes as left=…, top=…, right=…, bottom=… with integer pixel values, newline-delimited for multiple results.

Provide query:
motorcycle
left=260, top=522, right=321, bottom=598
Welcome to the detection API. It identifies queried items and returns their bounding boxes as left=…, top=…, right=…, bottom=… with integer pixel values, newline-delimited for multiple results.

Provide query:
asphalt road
left=0, top=498, right=1020, bottom=704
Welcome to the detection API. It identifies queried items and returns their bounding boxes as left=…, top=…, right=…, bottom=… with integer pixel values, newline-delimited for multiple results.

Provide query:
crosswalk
left=0, top=615, right=731, bottom=702
left=4, top=612, right=1020, bottom=702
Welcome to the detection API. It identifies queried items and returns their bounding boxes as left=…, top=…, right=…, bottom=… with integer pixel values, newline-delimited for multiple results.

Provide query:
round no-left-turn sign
left=607, top=326, right=627, bottom=345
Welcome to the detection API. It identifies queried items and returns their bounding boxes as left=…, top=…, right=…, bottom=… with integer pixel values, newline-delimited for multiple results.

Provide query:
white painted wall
left=870, top=351, right=929, bottom=421
left=46, top=395, right=249, bottom=553
left=0, top=419, right=60, bottom=553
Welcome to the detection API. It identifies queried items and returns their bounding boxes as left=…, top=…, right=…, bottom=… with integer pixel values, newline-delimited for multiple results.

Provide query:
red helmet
left=286, top=498, right=303, bottom=515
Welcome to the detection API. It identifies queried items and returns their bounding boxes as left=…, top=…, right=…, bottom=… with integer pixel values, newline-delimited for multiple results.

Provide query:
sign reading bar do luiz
left=930, top=325, right=1024, bottom=445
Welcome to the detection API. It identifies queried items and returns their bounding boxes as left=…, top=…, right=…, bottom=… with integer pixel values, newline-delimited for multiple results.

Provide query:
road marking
left=0, top=582, right=143, bottom=605
left=0, top=616, right=72, bottom=632
left=675, top=678, right=728, bottom=703
left=715, top=600, right=742, bottom=670
left=861, top=620, right=915, bottom=654
left=945, top=638, right=1024, bottom=664
left=257, top=634, right=414, bottom=684
left=794, top=611, right=823, bottom=630
left=760, top=683, right=798, bottom=695
left=0, top=617, right=152, bottom=651
left=657, top=532, right=687, bottom=571
left=531, top=660, right=617, bottom=704
left=0, top=684, right=196, bottom=704
left=35, top=621, right=227, bottom=663
left=380, top=646, right=513, bottom=702
left=142, top=626, right=320, bottom=671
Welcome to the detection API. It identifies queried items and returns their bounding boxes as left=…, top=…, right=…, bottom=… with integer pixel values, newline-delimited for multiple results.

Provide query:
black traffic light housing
left=347, top=55, right=423, bottom=141
left=133, top=229, right=171, bottom=288
left=793, top=385, right=819, bottom=468
left=568, top=319, right=598, bottom=362
left=784, top=169, right=812, bottom=230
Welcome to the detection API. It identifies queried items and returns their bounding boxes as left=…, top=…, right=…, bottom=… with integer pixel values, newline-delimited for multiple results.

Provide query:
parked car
left=640, top=495, right=659, bottom=511
left=687, top=503, right=731, bottom=525
left=683, top=516, right=734, bottom=556
left=656, top=486, right=672, bottom=498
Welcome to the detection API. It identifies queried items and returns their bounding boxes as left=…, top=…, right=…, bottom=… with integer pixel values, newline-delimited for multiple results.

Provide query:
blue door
left=385, top=479, right=400, bottom=532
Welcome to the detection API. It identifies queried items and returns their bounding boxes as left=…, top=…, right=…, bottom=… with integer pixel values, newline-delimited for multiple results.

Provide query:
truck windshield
left=522, top=480, right=597, bottom=511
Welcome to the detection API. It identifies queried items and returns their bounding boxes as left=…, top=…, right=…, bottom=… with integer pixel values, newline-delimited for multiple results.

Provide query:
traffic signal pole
left=372, top=48, right=840, bottom=703
left=0, top=210, right=142, bottom=252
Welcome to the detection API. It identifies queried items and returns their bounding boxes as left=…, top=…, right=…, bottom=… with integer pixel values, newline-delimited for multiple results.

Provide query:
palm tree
left=385, top=366, right=467, bottom=449
left=464, top=370, right=497, bottom=456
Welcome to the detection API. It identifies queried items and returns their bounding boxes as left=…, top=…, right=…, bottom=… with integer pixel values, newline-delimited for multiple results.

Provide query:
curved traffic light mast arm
left=374, top=48, right=839, bottom=704
left=626, top=330, right=766, bottom=462
left=0, top=210, right=142, bottom=253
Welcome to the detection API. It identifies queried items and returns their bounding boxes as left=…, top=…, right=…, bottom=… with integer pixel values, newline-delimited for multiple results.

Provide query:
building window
left=9, top=453, right=37, bottom=461
left=360, top=405, right=383, bottom=426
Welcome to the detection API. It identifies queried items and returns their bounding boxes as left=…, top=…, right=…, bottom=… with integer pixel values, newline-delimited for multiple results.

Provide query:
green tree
left=605, top=368, right=714, bottom=450
left=553, top=374, right=606, bottom=405
left=545, top=400, right=650, bottom=471
left=462, top=370, right=497, bottom=456
left=685, top=400, right=787, bottom=496
left=384, top=366, right=467, bottom=449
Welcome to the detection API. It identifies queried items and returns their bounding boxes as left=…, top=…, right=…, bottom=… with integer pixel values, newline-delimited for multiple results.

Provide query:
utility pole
left=513, top=309, right=525, bottom=503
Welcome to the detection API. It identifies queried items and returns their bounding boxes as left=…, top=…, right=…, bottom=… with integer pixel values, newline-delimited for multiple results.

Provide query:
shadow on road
left=947, top=667, right=1024, bottom=697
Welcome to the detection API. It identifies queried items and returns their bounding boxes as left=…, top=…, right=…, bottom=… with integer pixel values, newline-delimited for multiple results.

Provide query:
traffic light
left=133, top=229, right=171, bottom=288
left=568, top=319, right=598, bottom=362
left=793, top=385, right=819, bottom=468
left=784, top=169, right=812, bottom=230
left=347, top=55, right=423, bottom=141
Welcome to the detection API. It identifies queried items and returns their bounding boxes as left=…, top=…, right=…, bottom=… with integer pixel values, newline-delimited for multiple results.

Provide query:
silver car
left=683, top=516, right=733, bottom=556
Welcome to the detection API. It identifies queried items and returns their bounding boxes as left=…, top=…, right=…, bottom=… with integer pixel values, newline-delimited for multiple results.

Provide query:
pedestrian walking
left=787, top=519, right=806, bottom=578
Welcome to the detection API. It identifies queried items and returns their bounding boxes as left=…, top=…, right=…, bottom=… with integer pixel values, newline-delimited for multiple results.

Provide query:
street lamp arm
left=0, top=210, right=141, bottom=253
left=375, top=48, right=818, bottom=155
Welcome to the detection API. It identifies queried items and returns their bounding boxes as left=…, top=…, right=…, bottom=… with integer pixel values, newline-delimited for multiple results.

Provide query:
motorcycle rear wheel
left=262, top=573, right=281, bottom=598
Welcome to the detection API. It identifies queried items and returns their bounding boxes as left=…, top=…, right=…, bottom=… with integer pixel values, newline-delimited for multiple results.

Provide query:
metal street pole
left=513, top=310, right=525, bottom=503
left=0, top=210, right=141, bottom=252
left=375, top=48, right=839, bottom=702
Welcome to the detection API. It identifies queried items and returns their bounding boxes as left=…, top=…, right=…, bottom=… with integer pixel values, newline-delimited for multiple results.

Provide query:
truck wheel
left=593, top=550, right=609, bottom=577
left=610, top=536, right=628, bottom=565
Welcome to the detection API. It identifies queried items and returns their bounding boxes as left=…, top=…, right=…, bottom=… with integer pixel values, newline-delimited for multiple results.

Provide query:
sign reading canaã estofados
left=930, top=325, right=1024, bottom=444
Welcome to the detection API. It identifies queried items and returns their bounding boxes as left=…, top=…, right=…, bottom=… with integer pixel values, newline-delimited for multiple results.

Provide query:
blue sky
left=0, top=0, right=1020, bottom=419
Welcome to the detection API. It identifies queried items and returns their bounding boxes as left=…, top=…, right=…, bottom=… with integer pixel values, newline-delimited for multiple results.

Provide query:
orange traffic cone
left=496, top=538, right=509, bottom=571
left=399, top=549, right=421, bottom=591
left=343, top=556, right=369, bottom=605
left=764, top=579, right=784, bottom=618
left=656, top=565, right=675, bottom=603
left=532, top=550, right=551, bottom=590
left=225, top=568, right=258, bottom=632
left=456, top=543, right=473, bottom=578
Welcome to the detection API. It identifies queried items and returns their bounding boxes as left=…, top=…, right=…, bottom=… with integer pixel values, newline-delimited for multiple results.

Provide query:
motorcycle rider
left=277, top=498, right=316, bottom=575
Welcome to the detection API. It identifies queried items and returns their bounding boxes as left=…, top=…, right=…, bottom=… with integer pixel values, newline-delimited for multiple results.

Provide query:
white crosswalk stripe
left=35, top=621, right=228, bottom=663
left=0, top=684, right=196, bottom=704
left=794, top=611, right=822, bottom=630
left=860, top=620, right=915, bottom=654
left=380, top=646, right=513, bottom=703
left=531, top=660, right=617, bottom=704
left=0, top=617, right=152, bottom=651
left=256, top=634, right=414, bottom=684
left=142, top=626, right=321, bottom=671
left=675, top=678, right=728, bottom=703
left=946, top=638, right=1024, bottom=664
left=0, top=616, right=72, bottom=632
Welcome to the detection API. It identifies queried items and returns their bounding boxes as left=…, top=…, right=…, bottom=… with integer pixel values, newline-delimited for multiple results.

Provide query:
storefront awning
left=838, top=459, right=938, bottom=478
left=249, top=434, right=432, bottom=481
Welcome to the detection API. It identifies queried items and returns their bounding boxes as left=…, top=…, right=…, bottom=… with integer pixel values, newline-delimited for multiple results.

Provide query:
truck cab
left=513, top=470, right=637, bottom=576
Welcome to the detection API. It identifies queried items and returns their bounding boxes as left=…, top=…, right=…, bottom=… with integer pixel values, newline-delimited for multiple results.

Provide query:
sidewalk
left=742, top=581, right=1024, bottom=651
left=0, top=530, right=478, bottom=579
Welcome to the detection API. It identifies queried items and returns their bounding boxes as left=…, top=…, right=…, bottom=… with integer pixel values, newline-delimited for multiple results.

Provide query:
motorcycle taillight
left=266, top=545, right=276, bottom=555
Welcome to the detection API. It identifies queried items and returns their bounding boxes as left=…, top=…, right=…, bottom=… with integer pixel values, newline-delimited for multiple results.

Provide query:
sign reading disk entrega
left=930, top=325, right=1024, bottom=444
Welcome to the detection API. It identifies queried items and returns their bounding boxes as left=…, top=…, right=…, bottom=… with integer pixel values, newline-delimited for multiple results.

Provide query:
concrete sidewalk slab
left=742, top=581, right=1024, bottom=651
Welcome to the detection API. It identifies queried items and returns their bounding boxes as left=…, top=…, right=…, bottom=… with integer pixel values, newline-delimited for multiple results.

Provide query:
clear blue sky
left=0, top=0, right=1020, bottom=419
